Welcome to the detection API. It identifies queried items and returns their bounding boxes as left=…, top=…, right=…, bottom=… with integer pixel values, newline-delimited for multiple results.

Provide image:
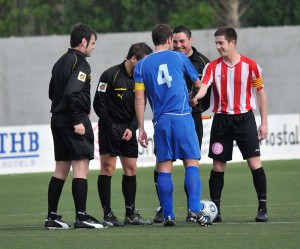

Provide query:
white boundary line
left=1, top=221, right=300, bottom=230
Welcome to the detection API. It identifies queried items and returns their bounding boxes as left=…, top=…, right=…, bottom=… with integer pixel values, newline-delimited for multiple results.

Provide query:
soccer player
left=134, top=24, right=211, bottom=227
left=93, top=43, right=153, bottom=226
left=191, top=27, right=268, bottom=222
left=153, top=25, right=211, bottom=223
left=45, top=23, right=107, bottom=229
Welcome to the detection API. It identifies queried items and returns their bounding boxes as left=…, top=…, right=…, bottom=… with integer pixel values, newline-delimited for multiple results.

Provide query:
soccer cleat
left=44, top=214, right=71, bottom=230
left=163, top=216, right=176, bottom=227
left=186, top=210, right=198, bottom=222
left=213, top=214, right=223, bottom=223
left=187, top=210, right=212, bottom=227
left=255, top=209, right=268, bottom=222
left=186, top=211, right=194, bottom=222
left=104, top=211, right=124, bottom=227
left=153, top=206, right=164, bottom=223
left=74, top=213, right=109, bottom=229
left=124, top=211, right=153, bottom=225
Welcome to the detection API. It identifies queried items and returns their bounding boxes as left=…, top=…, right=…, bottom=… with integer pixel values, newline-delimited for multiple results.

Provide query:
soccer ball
left=200, top=199, right=218, bottom=222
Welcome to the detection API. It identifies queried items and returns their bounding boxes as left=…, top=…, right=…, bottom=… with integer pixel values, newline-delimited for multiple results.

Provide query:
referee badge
left=98, top=82, right=107, bottom=92
left=78, top=71, right=87, bottom=82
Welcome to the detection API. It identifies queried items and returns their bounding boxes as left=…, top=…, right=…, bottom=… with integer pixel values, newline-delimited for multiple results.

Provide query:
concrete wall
left=0, top=26, right=299, bottom=126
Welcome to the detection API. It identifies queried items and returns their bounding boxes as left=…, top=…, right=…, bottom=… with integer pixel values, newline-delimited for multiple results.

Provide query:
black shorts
left=208, top=111, right=260, bottom=161
left=98, top=122, right=138, bottom=158
left=51, top=114, right=94, bottom=161
left=192, top=112, right=204, bottom=149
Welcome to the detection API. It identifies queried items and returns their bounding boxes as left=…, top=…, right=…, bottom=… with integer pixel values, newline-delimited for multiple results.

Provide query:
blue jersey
left=134, top=50, right=199, bottom=123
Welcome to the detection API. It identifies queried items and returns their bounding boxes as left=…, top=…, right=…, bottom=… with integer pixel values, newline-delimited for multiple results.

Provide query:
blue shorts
left=154, top=114, right=200, bottom=163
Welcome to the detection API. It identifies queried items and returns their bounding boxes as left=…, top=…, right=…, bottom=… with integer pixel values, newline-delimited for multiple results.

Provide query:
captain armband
left=252, top=77, right=264, bottom=91
left=135, top=82, right=145, bottom=90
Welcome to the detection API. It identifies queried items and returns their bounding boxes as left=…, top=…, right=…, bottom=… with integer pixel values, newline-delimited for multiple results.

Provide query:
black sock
left=252, top=167, right=267, bottom=211
left=47, top=176, right=65, bottom=217
left=97, top=175, right=112, bottom=215
left=154, top=169, right=161, bottom=206
left=209, top=170, right=224, bottom=215
left=72, top=178, right=87, bottom=218
left=122, top=175, right=136, bottom=216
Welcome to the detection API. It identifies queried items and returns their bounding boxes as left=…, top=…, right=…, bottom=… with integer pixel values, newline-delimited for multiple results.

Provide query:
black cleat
left=255, top=209, right=268, bottom=222
left=74, top=212, right=108, bottom=229
left=124, top=211, right=153, bottom=225
left=153, top=206, right=164, bottom=223
left=104, top=211, right=124, bottom=227
left=187, top=210, right=212, bottom=227
left=186, top=211, right=194, bottom=222
left=44, top=214, right=71, bottom=230
left=164, top=216, right=176, bottom=227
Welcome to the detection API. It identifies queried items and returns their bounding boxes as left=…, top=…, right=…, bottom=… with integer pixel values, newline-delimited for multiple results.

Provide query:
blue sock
left=157, top=172, right=174, bottom=219
left=184, top=166, right=201, bottom=212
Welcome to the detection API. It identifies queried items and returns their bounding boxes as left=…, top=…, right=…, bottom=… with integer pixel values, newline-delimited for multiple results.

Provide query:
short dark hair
left=214, top=27, right=237, bottom=44
left=126, top=42, right=153, bottom=60
left=173, top=25, right=192, bottom=39
left=152, top=24, right=173, bottom=46
left=70, top=22, right=97, bottom=48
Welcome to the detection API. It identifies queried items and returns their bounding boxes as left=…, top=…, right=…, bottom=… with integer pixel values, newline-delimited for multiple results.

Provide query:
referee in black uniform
left=153, top=25, right=211, bottom=223
left=45, top=23, right=106, bottom=229
left=93, top=43, right=153, bottom=226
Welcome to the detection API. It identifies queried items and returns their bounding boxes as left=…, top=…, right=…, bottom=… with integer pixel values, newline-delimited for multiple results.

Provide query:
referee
left=45, top=23, right=106, bottom=229
left=93, top=43, right=153, bottom=226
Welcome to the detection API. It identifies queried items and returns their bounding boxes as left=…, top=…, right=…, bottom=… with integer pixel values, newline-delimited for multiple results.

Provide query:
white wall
left=0, top=26, right=300, bottom=126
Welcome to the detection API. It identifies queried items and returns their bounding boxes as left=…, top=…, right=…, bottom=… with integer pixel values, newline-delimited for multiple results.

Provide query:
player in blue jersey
left=134, top=24, right=211, bottom=227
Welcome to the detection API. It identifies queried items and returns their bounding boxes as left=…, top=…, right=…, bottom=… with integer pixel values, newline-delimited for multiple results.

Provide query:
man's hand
left=138, top=129, right=148, bottom=148
left=122, top=128, right=132, bottom=141
left=74, top=123, right=85, bottom=135
left=258, top=123, right=268, bottom=141
left=189, top=97, right=198, bottom=107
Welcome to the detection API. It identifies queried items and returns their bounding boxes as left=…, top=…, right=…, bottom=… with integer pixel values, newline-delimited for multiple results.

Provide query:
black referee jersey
left=49, top=48, right=92, bottom=125
left=188, top=47, right=211, bottom=114
left=93, top=61, right=137, bottom=132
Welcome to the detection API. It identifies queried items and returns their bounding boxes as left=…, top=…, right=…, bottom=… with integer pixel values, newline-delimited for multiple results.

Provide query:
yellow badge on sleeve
left=135, top=82, right=145, bottom=90
left=78, top=71, right=86, bottom=82
left=98, top=82, right=107, bottom=92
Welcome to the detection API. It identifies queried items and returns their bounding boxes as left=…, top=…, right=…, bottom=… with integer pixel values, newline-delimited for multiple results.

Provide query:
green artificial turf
left=0, top=160, right=299, bottom=249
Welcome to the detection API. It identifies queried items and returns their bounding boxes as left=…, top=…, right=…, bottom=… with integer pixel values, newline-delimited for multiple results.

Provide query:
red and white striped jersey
left=201, top=55, right=264, bottom=115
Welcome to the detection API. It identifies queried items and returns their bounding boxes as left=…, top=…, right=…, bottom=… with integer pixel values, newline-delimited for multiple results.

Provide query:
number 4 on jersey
left=157, top=64, right=172, bottom=88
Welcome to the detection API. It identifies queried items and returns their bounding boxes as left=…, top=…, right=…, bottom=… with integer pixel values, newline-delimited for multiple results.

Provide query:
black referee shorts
left=51, top=114, right=94, bottom=161
left=98, top=122, right=138, bottom=158
left=192, top=112, right=204, bottom=150
left=208, top=111, right=261, bottom=161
